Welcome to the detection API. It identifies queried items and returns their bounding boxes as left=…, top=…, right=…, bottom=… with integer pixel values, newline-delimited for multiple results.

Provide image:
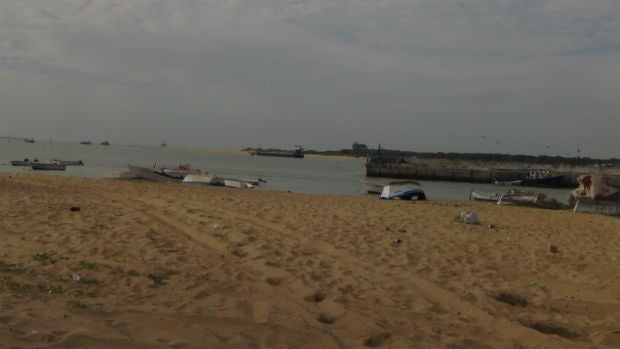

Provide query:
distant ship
left=24, top=138, right=35, bottom=143
left=250, top=145, right=304, bottom=158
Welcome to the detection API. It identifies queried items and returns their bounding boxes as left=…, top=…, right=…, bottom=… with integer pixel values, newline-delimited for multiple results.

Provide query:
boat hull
left=128, top=166, right=183, bottom=183
left=182, top=174, right=225, bottom=186
left=380, top=181, right=426, bottom=200
left=470, top=189, right=501, bottom=202
left=30, top=163, right=67, bottom=171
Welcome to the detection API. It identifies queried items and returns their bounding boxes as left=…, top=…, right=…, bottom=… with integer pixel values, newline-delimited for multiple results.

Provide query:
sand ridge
left=0, top=173, right=618, bottom=348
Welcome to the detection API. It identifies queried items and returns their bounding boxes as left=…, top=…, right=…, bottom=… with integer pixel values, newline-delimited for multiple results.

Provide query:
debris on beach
left=460, top=211, right=480, bottom=224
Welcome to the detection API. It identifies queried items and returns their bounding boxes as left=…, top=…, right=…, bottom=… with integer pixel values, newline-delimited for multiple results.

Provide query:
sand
left=0, top=173, right=618, bottom=348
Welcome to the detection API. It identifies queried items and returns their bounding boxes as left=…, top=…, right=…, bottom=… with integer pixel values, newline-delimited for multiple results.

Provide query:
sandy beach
left=0, top=173, right=618, bottom=348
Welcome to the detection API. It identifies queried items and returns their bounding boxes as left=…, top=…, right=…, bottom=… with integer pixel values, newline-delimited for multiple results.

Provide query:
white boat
left=53, top=159, right=84, bottom=166
left=127, top=165, right=183, bottom=183
left=497, top=189, right=546, bottom=206
left=360, top=180, right=384, bottom=194
left=182, top=174, right=254, bottom=189
left=494, top=179, right=522, bottom=186
left=182, top=174, right=225, bottom=186
left=569, top=173, right=619, bottom=203
left=469, top=189, right=501, bottom=202
left=380, top=180, right=426, bottom=200
left=159, top=163, right=200, bottom=179
left=30, top=161, right=67, bottom=171
left=224, top=179, right=255, bottom=189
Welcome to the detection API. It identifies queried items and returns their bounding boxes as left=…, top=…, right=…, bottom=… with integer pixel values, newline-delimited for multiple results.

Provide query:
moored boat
left=493, top=179, right=522, bottom=186
left=30, top=162, right=67, bottom=171
left=53, top=159, right=84, bottom=166
left=380, top=180, right=426, bottom=200
left=494, top=170, right=564, bottom=188
left=10, top=159, right=33, bottom=166
left=496, top=189, right=562, bottom=208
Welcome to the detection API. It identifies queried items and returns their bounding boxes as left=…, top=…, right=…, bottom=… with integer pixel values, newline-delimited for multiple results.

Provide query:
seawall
left=365, top=164, right=620, bottom=188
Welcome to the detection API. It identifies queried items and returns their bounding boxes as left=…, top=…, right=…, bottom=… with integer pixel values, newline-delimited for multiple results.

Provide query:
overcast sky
left=1, top=1, right=619, bottom=158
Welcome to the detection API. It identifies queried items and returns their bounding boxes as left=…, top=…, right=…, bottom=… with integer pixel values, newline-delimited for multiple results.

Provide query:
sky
left=1, top=0, right=619, bottom=158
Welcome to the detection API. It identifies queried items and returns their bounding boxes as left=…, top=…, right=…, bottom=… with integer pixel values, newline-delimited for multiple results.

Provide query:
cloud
left=1, top=0, right=619, bottom=156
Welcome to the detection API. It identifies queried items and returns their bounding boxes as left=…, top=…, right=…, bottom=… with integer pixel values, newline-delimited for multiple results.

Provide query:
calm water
left=0, top=140, right=574, bottom=203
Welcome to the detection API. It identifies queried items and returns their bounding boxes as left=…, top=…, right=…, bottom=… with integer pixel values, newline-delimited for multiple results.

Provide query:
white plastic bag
left=460, top=211, right=480, bottom=224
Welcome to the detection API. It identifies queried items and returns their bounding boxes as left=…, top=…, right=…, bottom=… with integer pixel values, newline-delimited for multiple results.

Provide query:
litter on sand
left=460, top=211, right=480, bottom=224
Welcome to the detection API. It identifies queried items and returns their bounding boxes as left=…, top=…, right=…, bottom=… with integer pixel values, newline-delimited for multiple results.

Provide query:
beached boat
left=30, top=162, right=67, bottom=171
left=469, top=189, right=501, bottom=202
left=360, top=179, right=384, bottom=194
left=496, top=189, right=557, bottom=207
left=159, top=163, right=200, bottom=179
left=224, top=179, right=255, bottom=189
left=182, top=174, right=225, bottom=186
left=569, top=174, right=620, bottom=216
left=250, top=146, right=304, bottom=158
left=380, top=180, right=426, bottom=200
left=127, top=165, right=183, bottom=183
left=569, top=173, right=620, bottom=203
left=182, top=174, right=255, bottom=188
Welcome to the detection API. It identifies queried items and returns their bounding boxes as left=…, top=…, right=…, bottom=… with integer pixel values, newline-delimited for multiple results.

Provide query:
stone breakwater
left=365, top=163, right=620, bottom=188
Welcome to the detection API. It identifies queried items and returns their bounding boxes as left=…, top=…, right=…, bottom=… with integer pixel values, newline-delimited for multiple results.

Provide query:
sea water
left=0, top=140, right=573, bottom=203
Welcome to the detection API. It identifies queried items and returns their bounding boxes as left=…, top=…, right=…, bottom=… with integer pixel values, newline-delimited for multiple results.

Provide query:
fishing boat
left=469, top=189, right=501, bottom=202
left=223, top=179, right=255, bottom=189
left=53, top=159, right=84, bottom=166
left=182, top=174, right=255, bottom=188
left=496, top=189, right=558, bottom=207
left=158, top=163, right=201, bottom=179
left=30, top=161, right=67, bottom=171
left=569, top=174, right=620, bottom=203
left=127, top=165, right=183, bottom=183
left=182, top=174, right=225, bottom=186
left=520, top=170, right=564, bottom=187
left=494, top=170, right=563, bottom=188
left=10, top=159, right=33, bottom=166
left=493, top=179, right=522, bottom=186
left=380, top=180, right=426, bottom=200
